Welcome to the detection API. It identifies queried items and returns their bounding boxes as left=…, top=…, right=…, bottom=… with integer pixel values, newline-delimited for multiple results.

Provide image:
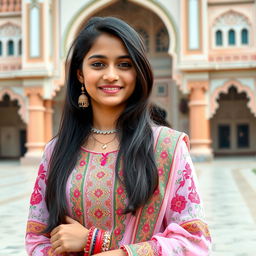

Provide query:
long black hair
left=45, top=17, right=163, bottom=232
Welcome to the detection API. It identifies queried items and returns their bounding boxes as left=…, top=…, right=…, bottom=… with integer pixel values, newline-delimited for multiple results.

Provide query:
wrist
left=83, top=227, right=111, bottom=256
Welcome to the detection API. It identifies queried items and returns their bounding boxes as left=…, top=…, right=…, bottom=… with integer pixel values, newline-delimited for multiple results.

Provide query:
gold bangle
left=101, top=231, right=111, bottom=252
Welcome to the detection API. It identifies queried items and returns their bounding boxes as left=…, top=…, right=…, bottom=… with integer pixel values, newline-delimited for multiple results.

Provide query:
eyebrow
left=88, top=54, right=131, bottom=60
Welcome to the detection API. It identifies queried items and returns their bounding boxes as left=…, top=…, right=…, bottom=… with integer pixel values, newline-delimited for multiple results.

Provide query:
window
left=0, top=41, right=2, bottom=56
left=216, top=30, right=223, bottom=46
left=218, top=125, right=231, bottom=148
left=137, top=28, right=149, bottom=52
left=157, top=83, right=168, bottom=97
left=241, top=28, right=248, bottom=45
left=156, top=27, right=169, bottom=52
left=228, top=29, right=235, bottom=45
left=7, top=40, right=14, bottom=55
left=18, top=39, right=22, bottom=55
left=237, top=124, right=249, bottom=148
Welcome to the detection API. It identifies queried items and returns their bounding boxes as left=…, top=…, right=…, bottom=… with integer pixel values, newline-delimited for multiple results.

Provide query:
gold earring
left=78, top=84, right=89, bottom=108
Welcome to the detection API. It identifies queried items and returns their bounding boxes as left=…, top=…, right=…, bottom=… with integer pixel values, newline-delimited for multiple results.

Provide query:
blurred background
left=0, top=0, right=255, bottom=255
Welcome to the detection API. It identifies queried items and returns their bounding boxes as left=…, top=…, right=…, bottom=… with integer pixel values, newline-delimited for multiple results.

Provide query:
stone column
left=21, top=87, right=45, bottom=165
left=44, top=99, right=53, bottom=142
left=188, top=81, right=213, bottom=161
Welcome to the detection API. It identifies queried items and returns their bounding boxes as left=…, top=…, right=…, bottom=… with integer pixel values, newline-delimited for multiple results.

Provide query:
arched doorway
left=65, top=0, right=179, bottom=127
left=0, top=94, right=27, bottom=158
left=211, top=86, right=256, bottom=155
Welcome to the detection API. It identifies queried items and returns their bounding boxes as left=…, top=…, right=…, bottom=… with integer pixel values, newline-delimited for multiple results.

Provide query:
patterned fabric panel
left=181, top=219, right=211, bottom=242
left=83, top=152, right=117, bottom=230
left=26, top=221, right=49, bottom=237
left=69, top=150, right=90, bottom=225
left=134, top=128, right=182, bottom=242
left=122, top=241, right=158, bottom=256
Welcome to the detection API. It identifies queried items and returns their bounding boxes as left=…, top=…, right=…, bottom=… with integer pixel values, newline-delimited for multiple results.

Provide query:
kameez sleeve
left=25, top=140, right=59, bottom=256
left=122, top=137, right=211, bottom=256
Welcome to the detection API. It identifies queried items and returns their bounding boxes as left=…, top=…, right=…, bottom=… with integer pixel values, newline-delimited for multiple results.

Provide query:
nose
left=103, top=67, right=119, bottom=82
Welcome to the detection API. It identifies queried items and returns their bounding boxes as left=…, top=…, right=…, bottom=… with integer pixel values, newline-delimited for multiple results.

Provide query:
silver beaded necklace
left=91, top=127, right=118, bottom=135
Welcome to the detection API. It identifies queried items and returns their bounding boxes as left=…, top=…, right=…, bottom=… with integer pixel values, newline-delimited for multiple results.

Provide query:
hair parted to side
left=45, top=17, right=168, bottom=233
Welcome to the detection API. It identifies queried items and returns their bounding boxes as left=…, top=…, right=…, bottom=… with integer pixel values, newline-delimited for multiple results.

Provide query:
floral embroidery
left=171, top=161, right=200, bottom=213
left=76, top=173, right=82, bottom=180
left=142, top=223, right=150, bottom=232
left=114, top=227, right=121, bottom=235
left=40, top=246, right=54, bottom=255
left=133, top=128, right=182, bottom=243
left=171, top=194, right=187, bottom=213
left=30, top=164, right=46, bottom=205
left=111, top=168, right=127, bottom=249
left=181, top=219, right=211, bottom=241
left=80, top=160, right=86, bottom=166
left=84, top=153, right=116, bottom=231
left=26, top=221, right=49, bottom=237
left=97, top=171, right=105, bottom=179
left=116, top=208, right=123, bottom=216
left=147, top=206, right=154, bottom=214
left=125, top=241, right=158, bottom=256
left=70, top=151, right=89, bottom=224
left=94, top=209, right=103, bottom=219
left=188, top=177, right=200, bottom=204
left=75, top=209, right=82, bottom=217
left=94, top=189, right=103, bottom=198
left=117, top=186, right=124, bottom=194
left=160, top=151, right=168, bottom=159
left=73, top=189, right=80, bottom=198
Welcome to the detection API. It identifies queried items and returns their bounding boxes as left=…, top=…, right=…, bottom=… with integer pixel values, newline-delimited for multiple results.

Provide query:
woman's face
left=77, top=33, right=137, bottom=112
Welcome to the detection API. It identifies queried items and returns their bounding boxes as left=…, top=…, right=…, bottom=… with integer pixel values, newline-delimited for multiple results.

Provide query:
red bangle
left=84, top=227, right=95, bottom=256
left=93, top=229, right=104, bottom=254
left=120, top=245, right=129, bottom=256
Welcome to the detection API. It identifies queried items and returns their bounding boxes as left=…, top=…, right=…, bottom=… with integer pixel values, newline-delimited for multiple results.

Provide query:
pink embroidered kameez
left=25, top=127, right=211, bottom=255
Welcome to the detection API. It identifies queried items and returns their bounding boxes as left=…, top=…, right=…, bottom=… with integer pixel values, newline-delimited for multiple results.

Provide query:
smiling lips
left=99, top=85, right=123, bottom=94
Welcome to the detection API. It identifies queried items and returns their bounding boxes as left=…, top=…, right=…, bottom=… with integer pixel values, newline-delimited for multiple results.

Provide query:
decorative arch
left=0, top=88, right=27, bottom=123
left=212, top=9, right=252, bottom=27
left=63, top=0, right=178, bottom=57
left=0, top=22, right=21, bottom=37
left=210, top=80, right=256, bottom=118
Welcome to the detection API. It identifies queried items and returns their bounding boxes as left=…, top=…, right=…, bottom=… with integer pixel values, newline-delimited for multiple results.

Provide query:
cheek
left=126, top=72, right=136, bottom=87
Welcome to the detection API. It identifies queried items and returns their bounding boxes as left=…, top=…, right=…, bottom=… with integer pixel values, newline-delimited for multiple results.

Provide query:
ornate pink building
left=0, top=0, right=255, bottom=163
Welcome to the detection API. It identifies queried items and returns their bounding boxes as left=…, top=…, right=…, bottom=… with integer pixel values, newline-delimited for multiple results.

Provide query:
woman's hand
left=50, top=216, right=88, bottom=254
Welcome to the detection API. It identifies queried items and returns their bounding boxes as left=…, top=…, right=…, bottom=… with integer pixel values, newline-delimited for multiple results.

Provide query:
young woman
left=25, top=17, right=211, bottom=256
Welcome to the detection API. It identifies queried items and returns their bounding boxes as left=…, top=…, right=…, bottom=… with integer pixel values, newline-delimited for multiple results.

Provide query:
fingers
left=50, top=226, right=60, bottom=237
left=50, top=231, right=59, bottom=244
left=54, top=244, right=65, bottom=255
left=51, top=238, right=62, bottom=250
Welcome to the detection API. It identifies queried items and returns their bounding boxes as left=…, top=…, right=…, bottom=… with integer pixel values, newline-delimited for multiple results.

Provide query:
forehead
left=85, top=33, right=129, bottom=58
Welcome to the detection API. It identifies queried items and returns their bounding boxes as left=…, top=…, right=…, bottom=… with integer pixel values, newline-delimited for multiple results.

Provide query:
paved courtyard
left=0, top=157, right=256, bottom=256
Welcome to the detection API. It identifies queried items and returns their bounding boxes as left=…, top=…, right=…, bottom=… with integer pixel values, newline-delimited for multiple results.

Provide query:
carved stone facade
left=0, top=0, right=256, bottom=162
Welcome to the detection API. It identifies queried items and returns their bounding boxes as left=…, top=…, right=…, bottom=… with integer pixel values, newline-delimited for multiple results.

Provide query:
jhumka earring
left=78, top=83, right=89, bottom=108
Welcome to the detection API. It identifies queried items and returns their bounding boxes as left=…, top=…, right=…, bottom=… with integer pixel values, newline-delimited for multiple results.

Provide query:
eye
left=118, top=62, right=132, bottom=68
left=91, top=62, right=105, bottom=68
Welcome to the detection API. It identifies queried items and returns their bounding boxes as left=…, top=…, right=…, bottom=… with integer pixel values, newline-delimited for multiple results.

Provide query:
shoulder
left=152, top=125, right=190, bottom=152
left=43, top=137, right=58, bottom=164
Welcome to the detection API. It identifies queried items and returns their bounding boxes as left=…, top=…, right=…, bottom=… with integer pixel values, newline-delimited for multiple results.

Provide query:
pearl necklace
left=91, top=127, right=118, bottom=135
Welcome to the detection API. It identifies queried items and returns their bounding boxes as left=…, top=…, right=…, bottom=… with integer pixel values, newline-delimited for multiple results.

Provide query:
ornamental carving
left=210, top=80, right=256, bottom=118
left=0, top=22, right=21, bottom=37
left=213, top=10, right=251, bottom=27
left=0, top=88, right=27, bottom=123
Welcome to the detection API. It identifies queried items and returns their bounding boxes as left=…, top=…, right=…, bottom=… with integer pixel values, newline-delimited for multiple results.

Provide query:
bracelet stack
left=84, top=227, right=111, bottom=256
